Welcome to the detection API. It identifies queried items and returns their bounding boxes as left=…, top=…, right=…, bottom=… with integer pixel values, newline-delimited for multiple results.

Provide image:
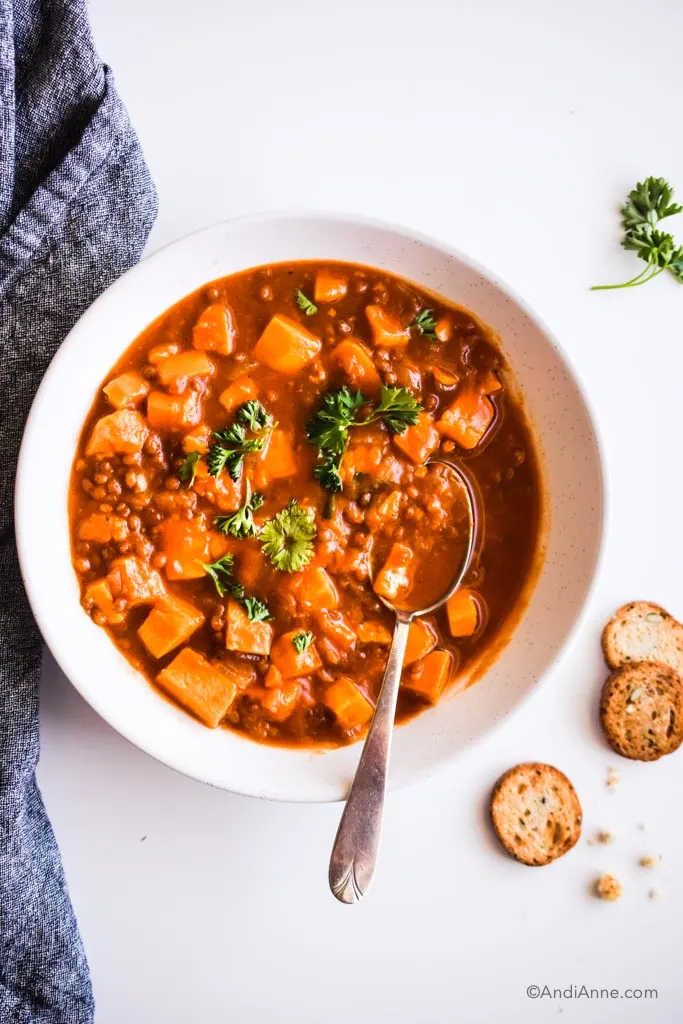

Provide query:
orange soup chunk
left=365, top=305, right=410, bottom=348
left=270, top=630, right=322, bottom=679
left=316, top=609, right=356, bottom=651
left=405, top=650, right=452, bottom=703
left=157, top=350, right=214, bottom=391
left=264, top=664, right=283, bottom=689
left=193, top=460, right=243, bottom=511
left=138, top=595, right=205, bottom=659
left=290, top=567, right=339, bottom=612
left=147, top=389, right=202, bottom=433
left=357, top=621, right=393, bottom=645
left=431, top=365, right=459, bottom=388
left=446, top=588, right=479, bottom=637
left=366, top=490, right=403, bottom=531
left=403, top=618, right=438, bottom=666
left=393, top=411, right=440, bottom=464
left=192, top=303, right=236, bottom=355
left=324, top=678, right=374, bottom=729
left=261, top=681, right=302, bottom=722
left=157, top=648, right=238, bottom=728
left=78, top=513, right=128, bottom=544
left=330, top=339, right=381, bottom=392
left=161, top=519, right=210, bottom=580
left=82, top=578, right=125, bottom=625
left=314, top=270, right=348, bottom=304
left=225, top=599, right=273, bottom=656
left=86, top=409, right=148, bottom=456
left=479, top=369, right=502, bottom=394
left=373, top=542, right=415, bottom=604
left=253, top=314, right=321, bottom=375
left=219, top=375, right=258, bottom=413
left=103, top=371, right=149, bottom=410
left=148, top=342, right=180, bottom=364
left=438, top=386, right=494, bottom=449
left=107, top=555, right=164, bottom=607
left=182, top=424, right=212, bottom=454
left=252, top=429, right=298, bottom=489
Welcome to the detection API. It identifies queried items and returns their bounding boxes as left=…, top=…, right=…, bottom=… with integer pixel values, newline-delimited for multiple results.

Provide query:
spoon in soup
left=328, top=460, right=478, bottom=904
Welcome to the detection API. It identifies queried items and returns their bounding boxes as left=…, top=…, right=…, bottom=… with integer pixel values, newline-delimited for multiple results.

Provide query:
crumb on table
left=606, top=768, right=620, bottom=790
left=649, top=888, right=661, bottom=900
left=595, top=874, right=622, bottom=901
left=597, top=830, right=616, bottom=845
left=639, top=854, right=661, bottom=869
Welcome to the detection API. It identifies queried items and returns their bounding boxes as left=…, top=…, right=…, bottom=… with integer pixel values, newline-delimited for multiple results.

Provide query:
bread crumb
left=639, top=854, right=661, bottom=869
left=595, top=874, right=622, bottom=901
left=637, top=822, right=646, bottom=831
left=606, top=768, right=620, bottom=790
left=649, top=887, right=661, bottom=900
left=597, top=830, right=616, bottom=845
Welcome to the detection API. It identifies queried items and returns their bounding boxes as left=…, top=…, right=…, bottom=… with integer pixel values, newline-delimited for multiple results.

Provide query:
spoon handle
left=328, top=614, right=412, bottom=904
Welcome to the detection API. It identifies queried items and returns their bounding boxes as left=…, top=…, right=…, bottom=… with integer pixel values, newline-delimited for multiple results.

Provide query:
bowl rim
left=15, top=208, right=608, bottom=801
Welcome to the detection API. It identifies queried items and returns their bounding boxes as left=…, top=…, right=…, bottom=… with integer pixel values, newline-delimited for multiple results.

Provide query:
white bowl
left=15, top=212, right=605, bottom=802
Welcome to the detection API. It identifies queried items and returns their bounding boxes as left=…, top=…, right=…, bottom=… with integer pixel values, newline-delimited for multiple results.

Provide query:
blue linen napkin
left=0, top=2, right=157, bottom=1019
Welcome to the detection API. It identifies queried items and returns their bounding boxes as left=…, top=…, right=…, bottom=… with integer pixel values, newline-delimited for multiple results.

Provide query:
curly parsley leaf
left=306, top=387, right=365, bottom=455
left=259, top=499, right=317, bottom=573
left=411, top=308, right=438, bottom=340
left=200, top=553, right=235, bottom=597
left=178, top=451, right=200, bottom=487
left=236, top=400, right=273, bottom=433
left=295, top=289, right=318, bottom=316
left=367, top=385, right=422, bottom=435
left=242, top=596, right=273, bottom=622
left=292, top=631, right=314, bottom=654
left=214, top=482, right=264, bottom=539
left=207, top=421, right=266, bottom=481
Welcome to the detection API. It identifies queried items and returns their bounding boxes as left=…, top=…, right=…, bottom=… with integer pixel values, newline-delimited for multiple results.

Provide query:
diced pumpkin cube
left=148, top=342, right=180, bottom=363
left=103, top=371, right=149, bottom=409
left=316, top=609, right=356, bottom=651
left=264, top=664, right=283, bottom=689
left=314, top=270, right=348, bottom=304
left=147, top=389, right=202, bottom=433
left=253, top=314, right=321, bottom=375
left=78, top=513, right=128, bottom=544
left=252, top=429, right=298, bottom=490
left=331, top=339, right=381, bottom=392
left=86, top=409, right=148, bottom=456
left=376, top=454, right=405, bottom=485
left=365, top=305, right=410, bottom=348
left=357, top=621, right=393, bottom=645
left=157, top=648, right=238, bottom=728
left=270, top=630, right=322, bottom=679
left=138, top=595, right=205, bottom=658
left=237, top=541, right=266, bottom=589
left=404, top=618, right=438, bottom=666
left=219, top=375, right=258, bottom=413
left=290, top=566, right=339, bottom=612
left=393, top=411, right=440, bottom=464
left=446, top=588, right=480, bottom=637
left=182, top=424, right=212, bottom=454
left=161, top=519, right=210, bottom=580
left=324, top=678, right=374, bottom=729
left=225, top=598, right=273, bottom=656
left=366, top=490, right=403, bottom=531
left=220, top=657, right=257, bottom=691
left=82, top=578, right=125, bottom=625
left=261, top=681, right=302, bottom=722
left=193, top=460, right=243, bottom=511
left=107, top=555, right=165, bottom=607
left=192, top=302, right=236, bottom=355
left=373, top=542, right=415, bottom=604
left=405, top=650, right=452, bottom=703
left=438, top=386, right=495, bottom=449
left=430, top=365, right=459, bottom=388
left=157, top=350, right=214, bottom=390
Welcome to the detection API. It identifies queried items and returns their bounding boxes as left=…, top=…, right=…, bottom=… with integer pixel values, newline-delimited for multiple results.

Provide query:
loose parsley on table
left=294, top=289, right=318, bottom=316
left=259, top=499, right=317, bottom=573
left=410, top=308, right=438, bottom=339
left=292, top=631, right=314, bottom=654
left=592, top=177, right=683, bottom=290
left=178, top=450, right=200, bottom=487
left=206, top=400, right=273, bottom=481
left=214, top=481, right=264, bottom=539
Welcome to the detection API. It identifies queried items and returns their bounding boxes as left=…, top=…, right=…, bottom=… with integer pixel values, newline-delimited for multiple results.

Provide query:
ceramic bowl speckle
left=15, top=212, right=605, bottom=801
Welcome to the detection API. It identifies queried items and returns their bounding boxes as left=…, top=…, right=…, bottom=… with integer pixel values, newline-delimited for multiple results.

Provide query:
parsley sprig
left=178, top=451, right=200, bottom=487
left=411, top=308, right=438, bottom=340
left=592, top=177, right=683, bottom=290
left=214, top=481, right=264, bottom=539
left=207, top=401, right=273, bottom=481
left=292, top=631, right=314, bottom=654
left=200, top=554, right=271, bottom=620
left=295, top=289, right=318, bottom=316
left=259, top=499, right=317, bottom=573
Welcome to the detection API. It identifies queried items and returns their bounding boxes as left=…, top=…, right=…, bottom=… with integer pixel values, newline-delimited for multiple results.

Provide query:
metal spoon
left=328, top=460, right=478, bottom=904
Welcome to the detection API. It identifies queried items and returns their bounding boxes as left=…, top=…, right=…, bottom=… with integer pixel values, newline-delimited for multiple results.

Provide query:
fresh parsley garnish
left=259, top=499, right=317, bottom=573
left=411, top=308, right=438, bottom=340
left=372, top=385, right=424, bottom=434
left=178, top=451, right=200, bottom=487
left=200, top=553, right=235, bottom=597
left=214, top=481, right=264, bottom=539
left=292, top=631, right=314, bottom=654
left=236, top=400, right=273, bottom=433
left=207, top=422, right=265, bottom=481
left=242, top=596, right=273, bottom=622
left=592, top=177, right=683, bottom=290
left=295, top=289, right=318, bottom=316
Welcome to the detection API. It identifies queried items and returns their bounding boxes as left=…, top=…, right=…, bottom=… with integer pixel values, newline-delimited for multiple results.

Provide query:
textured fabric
left=0, top=2, right=157, bottom=1020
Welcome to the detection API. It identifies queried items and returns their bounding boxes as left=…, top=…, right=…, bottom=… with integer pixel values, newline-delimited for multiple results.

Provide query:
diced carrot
left=192, top=302, right=236, bottom=355
left=157, top=350, right=214, bottom=391
left=366, top=490, right=403, bottom=532
left=479, top=369, right=503, bottom=394
left=147, top=389, right=202, bottom=433
left=225, top=599, right=273, bottom=656
left=182, top=424, right=212, bottom=454
left=78, top=513, right=128, bottom=544
left=86, top=409, right=148, bottom=456
left=403, top=618, right=438, bottom=666
left=324, top=678, right=374, bottom=729
left=437, top=386, right=494, bottom=449
left=316, top=609, right=356, bottom=651
left=430, top=365, right=459, bottom=388
left=373, top=542, right=415, bottom=604
left=252, top=429, right=298, bottom=490
left=405, top=650, right=452, bottom=703
left=365, top=305, right=410, bottom=348
left=261, top=681, right=302, bottom=722
left=161, top=519, right=210, bottom=580
left=103, top=371, right=149, bottom=410
left=157, top=648, right=238, bottom=728
left=330, top=339, right=382, bottom=392
left=219, top=375, right=258, bottom=413
left=107, top=555, right=165, bottom=607
left=264, top=664, right=283, bottom=689
left=446, top=588, right=479, bottom=637
left=138, top=595, right=205, bottom=658
left=193, top=460, right=243, bottom=511
left=148, top=342, right=180, bottom=364
left=290, top=567, right=339, bottom=612
left=253, top=314, right=321, bottom=375
left=270, top=630, right=322, bottom=679
left=393, top=411, right=440, bottom=464
left=82, top=578, right=125, bottom=625
left=357, top=621, right=393, bottom=645
left=314, top=270, right=348, bottom=304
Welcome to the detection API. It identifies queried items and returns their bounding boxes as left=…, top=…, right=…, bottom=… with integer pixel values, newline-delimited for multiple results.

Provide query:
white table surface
left=38, top=0, right=683, bottom=1020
